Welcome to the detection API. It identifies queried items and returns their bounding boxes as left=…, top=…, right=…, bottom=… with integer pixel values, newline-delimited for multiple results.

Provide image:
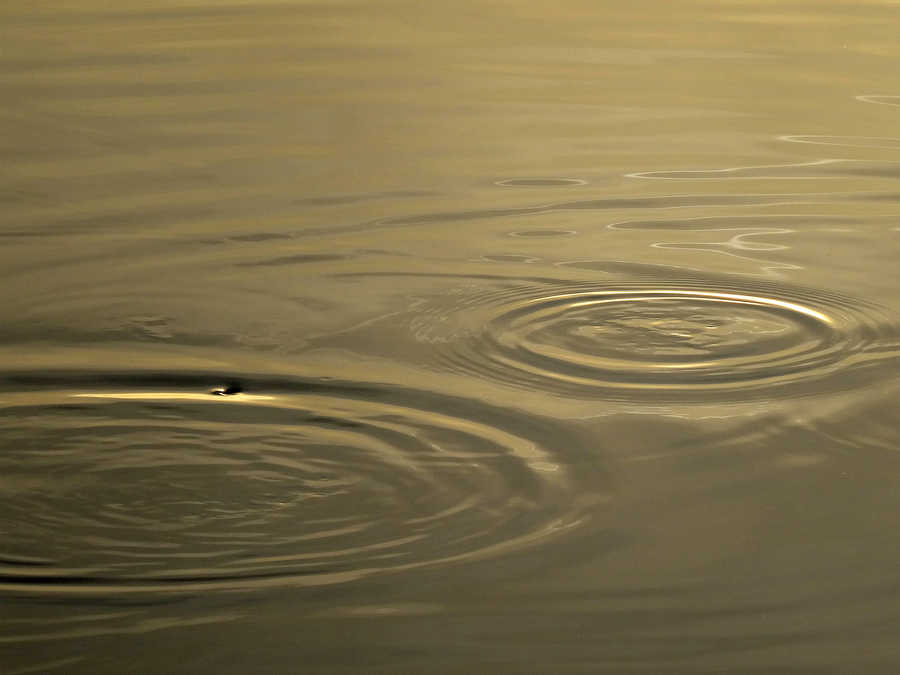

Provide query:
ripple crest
left=0, top=373, right=604, bottom=596
left=407, top=278, right=900, bottom=401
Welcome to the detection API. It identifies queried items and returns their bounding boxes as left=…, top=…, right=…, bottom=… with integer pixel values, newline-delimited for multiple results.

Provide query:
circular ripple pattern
left=411, top=280, right=900, bottom=401
left=0, top=374, right=603, bottom=596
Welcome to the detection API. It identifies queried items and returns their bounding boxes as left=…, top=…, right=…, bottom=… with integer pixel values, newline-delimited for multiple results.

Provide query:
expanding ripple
left=404, top=277, right=900, bottom=401
left=0, top=372, right=605, bottom=596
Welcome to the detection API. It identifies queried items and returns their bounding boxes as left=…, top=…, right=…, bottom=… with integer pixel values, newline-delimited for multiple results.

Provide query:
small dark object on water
left=211, top=383, right=243, bottom=396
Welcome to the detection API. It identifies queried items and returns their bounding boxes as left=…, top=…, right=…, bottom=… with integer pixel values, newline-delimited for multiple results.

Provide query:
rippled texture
left=340, top=272, right=900, bottom=401
left=4, top=0, right=900, bottom=673
left=0, top=372, right=602, bottom=596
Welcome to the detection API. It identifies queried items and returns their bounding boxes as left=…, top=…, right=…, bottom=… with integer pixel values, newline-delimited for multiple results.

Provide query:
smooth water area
left=3, top=1, right=900, bottom=672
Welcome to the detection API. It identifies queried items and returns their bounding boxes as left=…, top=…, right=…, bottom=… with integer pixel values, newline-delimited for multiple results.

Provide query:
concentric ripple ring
left=0, top=372, right=605, bottom=596
left=410, top=280, right=900, bottom=401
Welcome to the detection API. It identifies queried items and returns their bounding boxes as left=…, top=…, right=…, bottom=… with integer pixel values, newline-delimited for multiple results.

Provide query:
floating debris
left=210, top=383, right=243, bottom=396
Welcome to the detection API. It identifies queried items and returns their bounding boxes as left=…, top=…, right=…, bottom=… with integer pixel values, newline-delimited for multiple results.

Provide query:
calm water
left=3, top=1, right=900, bottom=672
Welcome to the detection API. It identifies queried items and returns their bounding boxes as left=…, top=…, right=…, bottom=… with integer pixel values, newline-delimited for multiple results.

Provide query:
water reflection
left=779, top=134, right=900, bottom=150
left=335, top=271, right=900, bottom=402
left=494, top=178, right=587, bottom=187
left=648, top=228, right=799, bottom=277
left=856, top=94, right=900, bottom=108
left=507, top=229, right=577, bottom=238
left=607, top=214, right=866, bottom=231
left=0, top=372, right=606, bottom=597
left=361, top=192, right=830, bottom=233
left=4, top=0, right=900, bottom=671
left=627, top=158, right=846, bottom=181
left=6, top=657, right=85, bottom=675
left=0, top=610, right=240, bottom=645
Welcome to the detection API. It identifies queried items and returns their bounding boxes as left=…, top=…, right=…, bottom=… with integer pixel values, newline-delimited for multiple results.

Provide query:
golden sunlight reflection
left=778, top=134, right=900, bottom=149
left=4, top=1, right=900, bottom=672
left=627, top=159, right=844, bottom=180
left=73, top=392, right=275, bottom=401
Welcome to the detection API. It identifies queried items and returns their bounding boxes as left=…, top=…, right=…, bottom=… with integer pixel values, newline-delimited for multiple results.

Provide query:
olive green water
left=3, top=1, right=900, bottom=672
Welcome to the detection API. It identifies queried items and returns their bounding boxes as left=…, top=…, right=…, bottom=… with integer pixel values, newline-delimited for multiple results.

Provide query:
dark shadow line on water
left=227, top=233, right=294, bottom=242
left=294, top=190, right=439, bottom=207
left=4, top=594, right=202, bottom=609
left=290, top=190, right=900, bottom=240
left=234, top=253, right=349, bottom=267
left=295, top=192, right=838, bottom=238
left=11, top=191, right=900, bottom=241
left=329, top=270, right=597, bottom=285
left=330, top=261, right=890, bottom=311
left=0, top=371, right=373, bottom=399
left=0, top=568, right=334, bottom=587
left=606, top=213, right=874, bottom=231
left=851, top=192, right=900, bottom=202
left=0, top=558, right=54, bottom=568
left=0, top=53, right=189, bottom=73
left=6, top=203, right=216, bottom=237
left=4, top=2, right=336, bottom=24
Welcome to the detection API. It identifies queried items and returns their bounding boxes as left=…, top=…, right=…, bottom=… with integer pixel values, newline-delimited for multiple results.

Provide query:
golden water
left=3, top=1, right=900, bottom=672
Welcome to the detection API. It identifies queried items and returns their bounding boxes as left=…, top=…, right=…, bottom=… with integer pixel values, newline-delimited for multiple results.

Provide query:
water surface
left=3, top=1, right=900, bottom=672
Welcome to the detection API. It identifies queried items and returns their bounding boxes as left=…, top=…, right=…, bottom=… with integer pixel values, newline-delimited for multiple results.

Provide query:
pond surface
left=3, top=1, right=900, bottom=672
